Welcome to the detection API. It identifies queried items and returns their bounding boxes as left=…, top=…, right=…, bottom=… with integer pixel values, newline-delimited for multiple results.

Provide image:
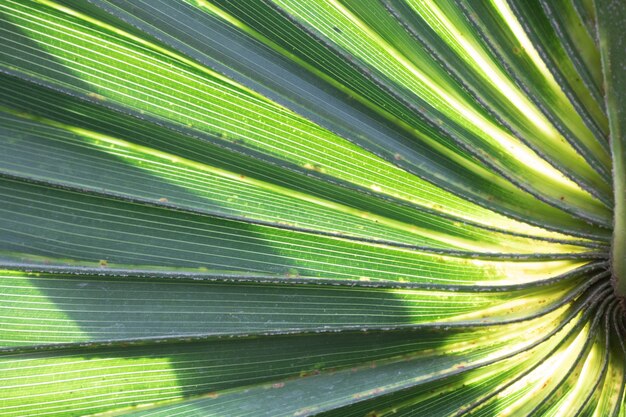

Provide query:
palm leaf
left=0, top=0, right=624, bottom=415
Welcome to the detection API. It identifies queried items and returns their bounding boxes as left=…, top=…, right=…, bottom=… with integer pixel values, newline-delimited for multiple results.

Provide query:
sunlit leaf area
left=0, top=0, right=625, bottom=415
